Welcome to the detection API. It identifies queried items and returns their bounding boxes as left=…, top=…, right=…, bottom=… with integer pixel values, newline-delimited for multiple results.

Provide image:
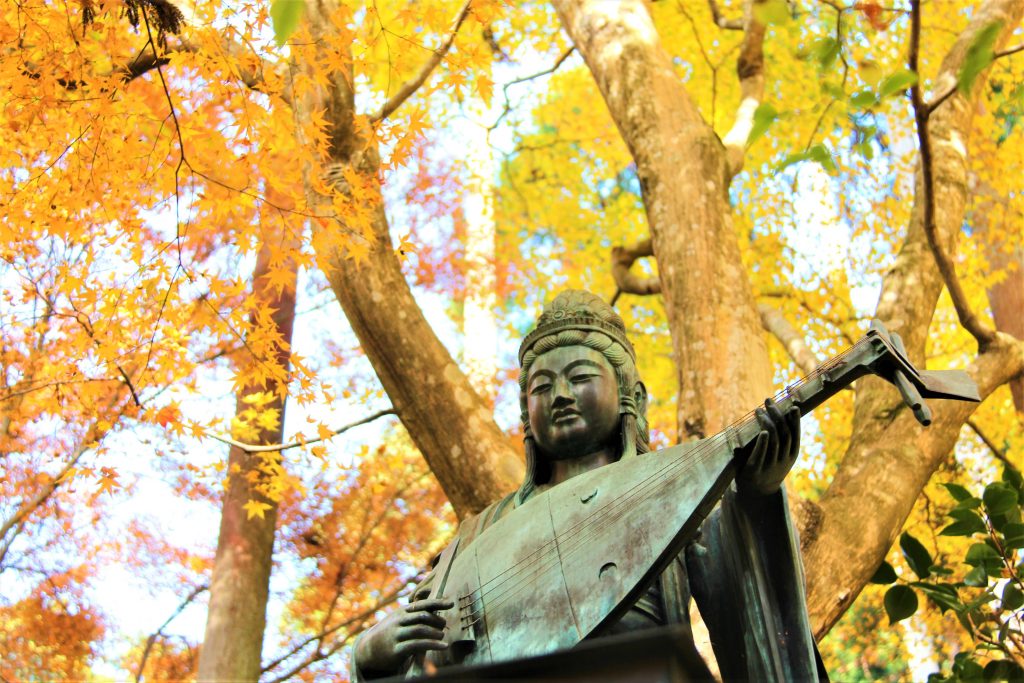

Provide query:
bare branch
left=966, top=418, right=1012, bottom=468
left=722, top=0, right=768, bottom=177
left=489, top=47, right=575, bottom=131
left=136, top=584, right=209, bottom=683
left=208, top=408, right=396, bottom=454
left=370, top=0, right=473, bottom=123
left=909, top=0, right=997, bottom=349
left=926, top=42, right=1024, bottom=113
left=757, top=304, right=821, bottom=376
left=707, top=0, right=744, bottom=29
left=610, top=238, right=661, bottom=299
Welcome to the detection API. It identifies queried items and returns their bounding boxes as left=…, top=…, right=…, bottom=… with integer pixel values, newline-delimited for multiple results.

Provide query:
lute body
left=421, top=322, right=979, bottom=669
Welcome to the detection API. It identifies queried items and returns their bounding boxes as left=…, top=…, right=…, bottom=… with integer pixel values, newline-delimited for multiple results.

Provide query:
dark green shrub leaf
left=1003, top=464, right=1024, bottom=494
left=958, top=21, right=1003, bottom=96
left=871, top=560, right=898, bottom=584
left=1003, top=522, right=1024, bottom=549
left=884, top=584, right=918, bottom=624
left=965, top=543, right=1001, bottom=565
left=964, top=566, right=989, bottom=587
left=944, top=482, right=974, bottom=502
left=942, top=513, right=987, bottom=536
left=879, top=69, right=919, bottom=98
left=1002, top=582, right=1024, bottom=611
left=913, top=581, right=963, bottom=613
left=984, top=483, right=1018, bottom=516
left=983, top=658, right=1023, bottom=681
left=901, top=532, right=933, bottom=579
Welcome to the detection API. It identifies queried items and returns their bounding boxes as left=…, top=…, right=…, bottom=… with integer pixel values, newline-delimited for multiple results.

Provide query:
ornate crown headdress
left=518, top=290, right=636, bottom=366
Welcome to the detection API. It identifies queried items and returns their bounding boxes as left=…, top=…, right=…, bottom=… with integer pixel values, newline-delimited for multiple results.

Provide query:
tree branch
left=208, top=408, right=396, bottom=454
left=757, top=303, right=822, bottom=376
left=966, top=417, right=1012, bottom=467
left=370, top=0, right=473, bottom=123
left=489, top=47, right=575, bottom=131
left=722, top=0, right=768, bottom=177
left=909, top=0, right=997, bottom=349
left=707, top=0, right=744, bottom=29
left=926, top=41, right=1024, bottom=113
left=135, top=583, right=209, bottom=683
left=610, top=238, right=661, bottom=301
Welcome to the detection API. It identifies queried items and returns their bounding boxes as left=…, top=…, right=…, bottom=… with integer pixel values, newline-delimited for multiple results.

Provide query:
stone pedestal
left=400, top=626, right=714, bottom=682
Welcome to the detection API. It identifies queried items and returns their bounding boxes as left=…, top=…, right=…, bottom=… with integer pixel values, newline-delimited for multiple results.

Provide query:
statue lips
left=552, top=408, right=581, bottom=424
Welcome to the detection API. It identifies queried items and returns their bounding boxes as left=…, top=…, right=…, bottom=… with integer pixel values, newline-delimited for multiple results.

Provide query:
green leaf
left=271, top=0, right=305, bottom=47
left=879, top=69, right=919, bottom=99
left=983, top=659, right=1024, bottom=682
left=1002, top=582, right=1024, bottom=611
left=811, top=37, right=841, bottom=69
left=884, top=585, right=918, bottom=624
left=806, top=143, right=837, bottom=173
left=901, top=532, right=933, bottom=579
left=964, top=565, right=989, bottom=587
left=954, top=496, right=984, bottom=511
left=944, top=482, right=974, bottom=502
left=754, top=0, right=791, bottom=25
left=748, top=103, right=778, bottom=145
left=821, top=82, right=845, bottom=99
left=1003, top=522, right=1024, bottom=548
left=913, top=581, right=963, bottom=613
left=984, top=483, right=1018, bottom=516
left=966, top=542, right=1001, bottom=565
left=941, top=513, right=987, bottom=537
left=958, top=21, right=1004, bottom=96
left=1003, top=464, right=1024, bottom=494
left=849, top=89, right=878, bottom=109
left=871, top=560, right=898, bottom=584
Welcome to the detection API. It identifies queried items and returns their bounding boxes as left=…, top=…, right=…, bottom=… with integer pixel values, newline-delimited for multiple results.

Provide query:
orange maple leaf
left=243, top=499, right=272, bottom=520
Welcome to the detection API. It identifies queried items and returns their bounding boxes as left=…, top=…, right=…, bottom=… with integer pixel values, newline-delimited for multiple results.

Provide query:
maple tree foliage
left=0, top=0, right=1022, bottom=680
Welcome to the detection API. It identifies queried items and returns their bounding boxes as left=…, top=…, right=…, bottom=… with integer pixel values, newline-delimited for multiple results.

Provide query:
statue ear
left=632, top=381, right=647, bottom=415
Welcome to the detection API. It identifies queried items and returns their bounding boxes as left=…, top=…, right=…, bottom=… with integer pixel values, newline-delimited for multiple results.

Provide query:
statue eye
left=529, top=382, right=551, bottom=396
left=570, top=373, right=597, bottom=384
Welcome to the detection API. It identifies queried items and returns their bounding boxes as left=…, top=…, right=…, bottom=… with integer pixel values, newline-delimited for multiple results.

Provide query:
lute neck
left=726, top=334, right=882, bottom=451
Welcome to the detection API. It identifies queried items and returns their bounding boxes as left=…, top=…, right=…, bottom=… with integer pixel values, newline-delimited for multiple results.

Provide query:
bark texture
left=299, top=1, right=523, bottom=519
left=552, top=0, right=1024, bottom=642
left=801, top=0, right=1024, bottom=636
left=552, top=0, right=773, bottom=440
left=198, top=231, right=298, bottom=682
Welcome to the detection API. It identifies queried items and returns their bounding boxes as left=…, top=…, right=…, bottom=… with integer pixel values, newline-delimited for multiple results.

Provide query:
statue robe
left=351, top=479, right=828, bottom=682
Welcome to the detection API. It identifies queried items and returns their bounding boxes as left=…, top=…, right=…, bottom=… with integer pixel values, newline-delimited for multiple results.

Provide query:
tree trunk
left=198, top=215, right=299, bottom=681
left=297, top=0, right=523, bottom=519
left=800, top=0, right=1024, bottom=636
left=551, top=0, right=773, bottom=439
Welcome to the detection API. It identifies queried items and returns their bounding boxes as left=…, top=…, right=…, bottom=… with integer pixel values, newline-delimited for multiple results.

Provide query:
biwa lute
left=417, top=321, right=978, bottom=669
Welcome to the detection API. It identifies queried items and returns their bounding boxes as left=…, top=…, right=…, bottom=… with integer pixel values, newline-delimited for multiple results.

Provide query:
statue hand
left=736, top=398, right=800, bottom=496
left=354, top=597, right=453, bottom=675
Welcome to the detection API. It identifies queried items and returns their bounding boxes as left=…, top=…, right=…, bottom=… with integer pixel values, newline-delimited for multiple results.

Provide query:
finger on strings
left=765, top=398, right=789, bottom=464
left=785, top=405, right=801, bottom=457
left=400, top=611, right=447, bottom=628
left=398, top=625, right=445, bottom=642
left=756, top=405, right=779, bottom=466
left=397, top=639, right=449, bottom=657
left=408, top=598, right=454, bottom=613
left=746, top=431, right=768, bottom=472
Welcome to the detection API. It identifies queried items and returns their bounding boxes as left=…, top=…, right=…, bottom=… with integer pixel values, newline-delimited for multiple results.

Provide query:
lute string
left=455, top=337, right=867, bottom=622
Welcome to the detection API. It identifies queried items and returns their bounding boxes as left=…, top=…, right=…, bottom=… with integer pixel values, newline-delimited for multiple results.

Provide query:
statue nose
left=552, top=377, right=574, bottom=405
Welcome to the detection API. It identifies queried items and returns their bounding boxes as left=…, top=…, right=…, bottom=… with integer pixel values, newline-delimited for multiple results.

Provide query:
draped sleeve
left=685, top=485, right=828, bottom=682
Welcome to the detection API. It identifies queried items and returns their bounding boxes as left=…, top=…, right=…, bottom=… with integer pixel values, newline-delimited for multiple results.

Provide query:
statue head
left=516, top=290, right=649, bottom=502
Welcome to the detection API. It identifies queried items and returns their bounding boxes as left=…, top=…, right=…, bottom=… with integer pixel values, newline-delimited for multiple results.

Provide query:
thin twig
left=707, top=0, right=744, bottom=29
left=209, top=408, right=396, bottom=454
left=370, top=0, right=473, bottom=123
left=489, top=47, right=575, bottom=131
left=965, top=418, right=1011, bottom=468
left=926, top=43, right=1024, bottom=114
left=135, top=584, right=209, bottom=683
left=908, top=0, right=996, bottom=349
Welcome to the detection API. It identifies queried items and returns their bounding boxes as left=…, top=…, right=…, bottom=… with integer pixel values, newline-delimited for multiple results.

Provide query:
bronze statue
left=351, top=290, right=979, bottom=681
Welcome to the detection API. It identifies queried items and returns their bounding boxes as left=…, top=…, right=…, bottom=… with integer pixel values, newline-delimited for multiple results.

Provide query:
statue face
left=526, top=345, right=621, bottom=460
